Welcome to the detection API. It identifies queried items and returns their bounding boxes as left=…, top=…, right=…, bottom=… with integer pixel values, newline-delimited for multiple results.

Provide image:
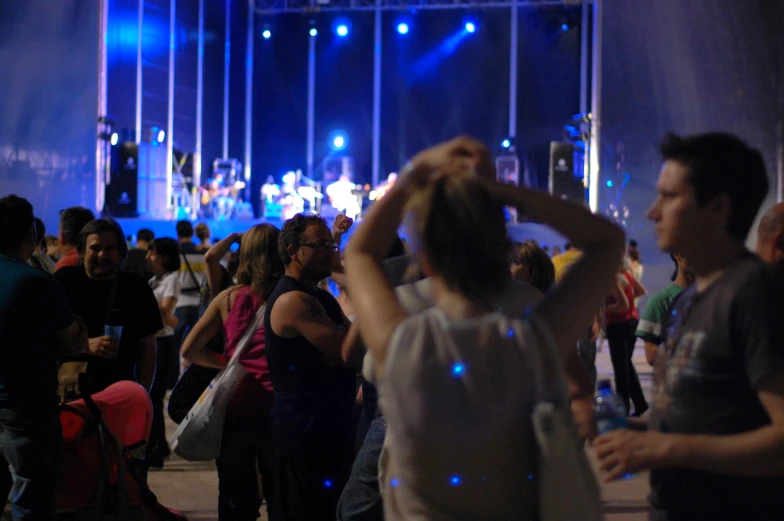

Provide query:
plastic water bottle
left=594, top=379, right=635, bottom=479
left=594, top=379, right=627, bottom=433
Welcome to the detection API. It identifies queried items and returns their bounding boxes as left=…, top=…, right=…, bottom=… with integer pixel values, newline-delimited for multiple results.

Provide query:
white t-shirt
left=379, top=307, right=550, bottom=521
left=363, top=278, right=543, bottom=383
left=149, top=271, right=181, bottom=337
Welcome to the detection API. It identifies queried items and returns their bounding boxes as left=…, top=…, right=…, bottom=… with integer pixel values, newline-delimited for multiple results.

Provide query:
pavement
left=149, top=342, right=655, bottom=521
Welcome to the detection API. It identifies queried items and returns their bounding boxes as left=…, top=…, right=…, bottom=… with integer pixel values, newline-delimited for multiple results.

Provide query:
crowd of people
left=0, top=132, right=783, bottom=521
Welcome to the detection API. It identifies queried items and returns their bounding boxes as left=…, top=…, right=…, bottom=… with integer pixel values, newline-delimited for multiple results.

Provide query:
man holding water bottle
left=55, top=219, right=162, bottom=393
left=595, top=133, right=784, bottom=520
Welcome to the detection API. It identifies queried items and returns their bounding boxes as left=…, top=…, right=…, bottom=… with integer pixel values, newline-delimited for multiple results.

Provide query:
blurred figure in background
left=120, top=228, right=154, bottom=281
left=195, top=223, right=212, bottom=253
left=509, top=240, right=556, bottom=293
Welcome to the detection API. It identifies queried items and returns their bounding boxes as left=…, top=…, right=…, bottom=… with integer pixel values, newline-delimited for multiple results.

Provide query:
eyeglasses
left=300, top=240, right=339, bottom=252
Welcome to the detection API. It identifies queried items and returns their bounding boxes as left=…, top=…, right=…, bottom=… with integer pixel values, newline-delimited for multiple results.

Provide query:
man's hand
left=407, top=136, right=494, bottom=184
left=332, top=214, right=354, bottom=241
left=594, top=429, right=672, bottom=481
left=88, top=336, right=119, bottom=359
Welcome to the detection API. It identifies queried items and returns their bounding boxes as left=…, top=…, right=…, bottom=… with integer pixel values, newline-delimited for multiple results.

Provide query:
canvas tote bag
left=170, top=302, right=266, bottom=461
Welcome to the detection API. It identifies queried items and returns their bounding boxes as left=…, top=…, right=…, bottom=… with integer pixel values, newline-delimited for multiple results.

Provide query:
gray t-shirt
left=649, top=254, right=784, bottom=519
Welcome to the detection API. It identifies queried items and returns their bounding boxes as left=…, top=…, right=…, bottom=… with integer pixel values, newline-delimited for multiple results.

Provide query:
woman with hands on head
left=181, top=223, right=285, bottom=521
left=343, top=136, right=625, bottom=520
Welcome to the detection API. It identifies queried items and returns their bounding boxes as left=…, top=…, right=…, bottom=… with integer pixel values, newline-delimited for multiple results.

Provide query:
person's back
left=222, top=285, right=274, bottom=414
left=381, top=308, right=539, bottom=521
left=0, top=256, right=72, bottom=416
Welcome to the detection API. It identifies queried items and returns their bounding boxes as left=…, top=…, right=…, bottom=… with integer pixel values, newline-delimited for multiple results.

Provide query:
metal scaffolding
left=257, top=0, right=591, bottom=14
left=251, top=0, right=601, bottom=208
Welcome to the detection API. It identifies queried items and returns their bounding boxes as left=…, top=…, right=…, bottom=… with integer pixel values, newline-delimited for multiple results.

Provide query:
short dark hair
left=511, top=240, right=556, bottom=293
left=60, top=207, right=96, bottom=246
left=564, top=242, right=572, bottom=251
left=278, top=213, right=328, bottom=266
left=0, top=195, right=34, bottom=250
left=77, top=219, right=129, bottom=259
left=176, top=220, right=194, bottom=239
left=137, top=228, right=155, bottom=243
left=149, top=237, right=182, bottom=273
left=660, top=132, right=769, bottom=240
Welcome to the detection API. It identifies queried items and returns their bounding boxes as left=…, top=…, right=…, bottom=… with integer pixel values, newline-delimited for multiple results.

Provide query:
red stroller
left=57, top=380, right=186, bottom=520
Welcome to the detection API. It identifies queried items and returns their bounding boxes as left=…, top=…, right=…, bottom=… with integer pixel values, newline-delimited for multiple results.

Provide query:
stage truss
left=256, top=0, right=591, bottom=14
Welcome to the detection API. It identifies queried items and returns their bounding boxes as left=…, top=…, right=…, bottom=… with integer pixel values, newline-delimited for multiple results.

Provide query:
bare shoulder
left=272, top=291, right=327, bottom=321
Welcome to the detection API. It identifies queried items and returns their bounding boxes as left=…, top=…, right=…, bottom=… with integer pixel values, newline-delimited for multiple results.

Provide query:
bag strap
left=510, top=314, right=570, bottom=407
left=226, top=302, right=267, bottom=367
left=181, top=253, right=201, bottom=289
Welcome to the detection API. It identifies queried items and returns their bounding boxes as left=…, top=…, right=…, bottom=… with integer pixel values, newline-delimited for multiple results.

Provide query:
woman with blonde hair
left=344, top=137, right=624, bottom=520
left=181, top=223, right=284, bottom=521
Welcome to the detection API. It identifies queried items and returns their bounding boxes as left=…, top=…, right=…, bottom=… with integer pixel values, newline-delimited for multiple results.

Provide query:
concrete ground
left=149, top=343, right=655, bottom=521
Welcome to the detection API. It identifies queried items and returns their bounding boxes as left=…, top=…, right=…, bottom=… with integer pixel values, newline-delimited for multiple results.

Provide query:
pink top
left=224, top=286, right=274, bottom=415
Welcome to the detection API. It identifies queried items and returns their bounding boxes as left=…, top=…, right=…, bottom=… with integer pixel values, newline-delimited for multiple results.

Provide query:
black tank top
left=265, top=275, right=355, bottom=401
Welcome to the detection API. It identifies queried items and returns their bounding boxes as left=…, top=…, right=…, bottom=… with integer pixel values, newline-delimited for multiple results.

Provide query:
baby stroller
left=56, top=379, right=186, bottom=521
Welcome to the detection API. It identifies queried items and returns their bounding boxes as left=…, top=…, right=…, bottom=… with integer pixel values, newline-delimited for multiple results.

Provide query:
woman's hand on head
left=407, top=136, right=494, bottom=185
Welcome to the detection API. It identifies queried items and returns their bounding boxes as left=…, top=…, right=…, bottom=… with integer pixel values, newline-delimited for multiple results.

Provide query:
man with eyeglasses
left=265, top=213, right=355, bottom=521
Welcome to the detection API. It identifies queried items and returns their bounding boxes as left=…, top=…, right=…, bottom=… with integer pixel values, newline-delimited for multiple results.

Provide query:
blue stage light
left=157, top=129, right=165, bottom=143
left=562, top=23, right=569, bottom=31
left=262, top=29, right=271, bottom=39
left=336, top=24, right=349, bottom=37
left=309, top=27, right=318, bottom=37
left=465, top=22, right=476, bottom=33
left=330, top=130, right=348, bottom=151
left=501, top=139, right=511, bottom=149
left=606, top=180, right=614, bottom=188
left=397, top=22, right=409, bottom=35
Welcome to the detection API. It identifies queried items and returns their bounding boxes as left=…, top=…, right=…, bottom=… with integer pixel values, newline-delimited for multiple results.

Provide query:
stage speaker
left=549, top=142, right=584, bottom=205
left=104, top=142, right=139, bottom=217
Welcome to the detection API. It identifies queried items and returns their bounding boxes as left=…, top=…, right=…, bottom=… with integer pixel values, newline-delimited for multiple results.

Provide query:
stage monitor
left=104, top=142, right=139, bottom=218
left=549, top=142, right=584, bottom=205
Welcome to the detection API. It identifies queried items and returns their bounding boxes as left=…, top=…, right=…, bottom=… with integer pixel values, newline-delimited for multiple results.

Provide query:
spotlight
left=465, top=21, right=476, bottom=33
left=336, top=25, right=348, bottom=37
left=309, top=27, right=318, bottom=37
left=329, top=130, right=348, bottom=151
left=262, top=29, right=271, bottom=39
left=157, top=129, right=165, bottom=143
left=397, top=22, right=409, bottom=35
left=606, top=179, right=614, bottom=188
left=561, top=23, right=569, bottom=31
left=110, top=132, right=119, bottom=146
left=501, top=139, right=511, bottom=149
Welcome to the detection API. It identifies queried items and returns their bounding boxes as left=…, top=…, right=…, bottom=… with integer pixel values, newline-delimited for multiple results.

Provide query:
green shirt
left=636, top=283, right=684, bottom=345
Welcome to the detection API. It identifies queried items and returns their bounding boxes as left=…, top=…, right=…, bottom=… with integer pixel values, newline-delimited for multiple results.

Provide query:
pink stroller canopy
left=61, top=381, right=152, bottom=448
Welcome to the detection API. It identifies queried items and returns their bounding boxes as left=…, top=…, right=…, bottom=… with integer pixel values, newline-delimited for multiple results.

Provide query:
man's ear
left=287, top=243, right=299, bottom=264
left=707, top=193, right=732, bottom=231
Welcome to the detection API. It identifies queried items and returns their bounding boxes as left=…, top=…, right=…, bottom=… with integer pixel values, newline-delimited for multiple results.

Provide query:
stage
left=115, top=217, right=567, bottom=251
